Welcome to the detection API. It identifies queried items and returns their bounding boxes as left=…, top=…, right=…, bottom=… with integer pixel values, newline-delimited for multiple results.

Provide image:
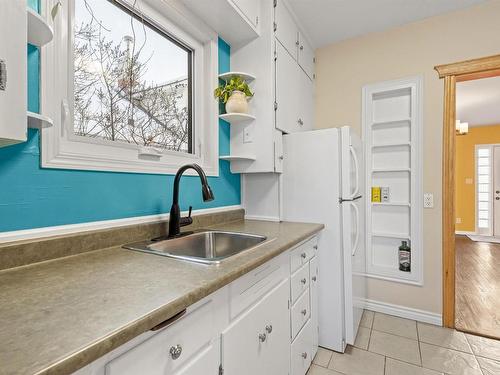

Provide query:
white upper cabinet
left=298, top=32, right=315, bottom=80
left=0, top=0, right=27, bottom=147
left=232, top=0, right=260, bottom=28
left=275, top=40, right=301, bottom=134
left=274, top=0, right=299, bottom=59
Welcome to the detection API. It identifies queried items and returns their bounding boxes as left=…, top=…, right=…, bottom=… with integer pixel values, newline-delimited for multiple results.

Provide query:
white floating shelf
left=372, top=168, right=411, bottom=173
left=27, top=8, right=54, bottom=47
left=218, top=72, right=256, bottom=83
left=372, top=202, right=411, bottom=207
left=27, top=111, right=53, bottom=129
left=372, top=142, right=411, bottom=149
left=372, top=118, right=411, bottom=127
left=219, top=113, right=256, bottom=125
left=219, top=155, right=256, bottom=161
left=372, top=232, right=411, bottom=240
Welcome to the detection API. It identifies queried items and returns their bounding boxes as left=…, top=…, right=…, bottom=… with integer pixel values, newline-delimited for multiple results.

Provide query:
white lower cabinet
left=222, top=279, right=290, bottom=375
left=74, top=235, right=319, bottom=375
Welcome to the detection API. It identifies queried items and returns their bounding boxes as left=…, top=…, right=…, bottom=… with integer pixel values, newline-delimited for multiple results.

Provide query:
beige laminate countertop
left=0, top=220, right=323, bottom=375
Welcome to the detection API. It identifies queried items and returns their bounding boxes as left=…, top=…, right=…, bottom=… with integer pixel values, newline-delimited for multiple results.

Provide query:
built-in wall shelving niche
left=363, top=76, right=423, bottom=285
left=218, top=72, right=256, bottom=83
left=27, top=112, right=53, bottom=129
left=219, top=113, right=256, bottom=125
left=27, top=8, right=53, bottom=47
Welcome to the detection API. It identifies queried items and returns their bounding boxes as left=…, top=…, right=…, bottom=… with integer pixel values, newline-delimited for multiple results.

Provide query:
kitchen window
left=41, top=0, right=219, bottom=175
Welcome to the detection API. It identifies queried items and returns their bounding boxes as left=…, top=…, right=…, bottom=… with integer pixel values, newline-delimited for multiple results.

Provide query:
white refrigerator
left=282, top=126, right=366, bottom=353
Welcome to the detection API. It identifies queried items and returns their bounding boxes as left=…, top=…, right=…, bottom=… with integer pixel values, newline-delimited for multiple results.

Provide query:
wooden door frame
left=434, top=54, right=500, bottom=328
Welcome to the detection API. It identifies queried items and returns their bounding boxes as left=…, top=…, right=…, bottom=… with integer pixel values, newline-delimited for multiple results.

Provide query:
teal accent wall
left=0, top=13, right=239, bottom=232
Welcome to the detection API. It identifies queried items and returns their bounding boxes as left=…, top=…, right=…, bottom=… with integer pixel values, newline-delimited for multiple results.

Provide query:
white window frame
left=475, top=144, right=494, bottom=236
left=40, top=0, right=219, bottom=176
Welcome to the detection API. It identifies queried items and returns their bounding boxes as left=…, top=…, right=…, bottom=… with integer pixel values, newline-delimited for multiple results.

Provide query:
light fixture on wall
left=456, top=120, right=469, bottom=135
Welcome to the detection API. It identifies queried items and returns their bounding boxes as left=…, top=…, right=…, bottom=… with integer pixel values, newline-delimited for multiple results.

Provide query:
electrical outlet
left=456, top=217, right=462, bottom=224
left=424, top=193, right=434, bottom=208
left=243, top=125, right=253, bottom=143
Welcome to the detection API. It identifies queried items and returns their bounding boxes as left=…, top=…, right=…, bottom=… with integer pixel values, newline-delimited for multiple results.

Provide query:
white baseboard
left=0, top=205, right=243, bottom=243
left=455, top=231, right=476, bottom=235
left=363, top=298, right=442, bottom=326
left=244, top=215, right=281, bottom=222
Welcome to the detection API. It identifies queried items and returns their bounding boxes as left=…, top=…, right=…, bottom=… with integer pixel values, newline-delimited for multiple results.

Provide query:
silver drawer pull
left=301, top=309, right=307, bottom=316
left=259, top=333, right=267, bottom=342
left=0, top=59, right=6, bottom=91
left=302, top=352, right=308, bottom=359
left=312, top=276, right=317, bottom=282
left=301, top=252, right=307, bottom=259
left=265, top=325, right=273, bottom=334
left=301, top=278, right=307, bottom=285
left=169, top=345, right=182, bottom=360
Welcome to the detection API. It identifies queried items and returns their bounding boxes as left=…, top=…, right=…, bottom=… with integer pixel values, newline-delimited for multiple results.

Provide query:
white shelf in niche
left=372, top=118, right=411, bottom=128
left=372, top=142, right=411, bottom=149
left=372, top=232, right=411, bottom=240
left=218, top=72, right=255, bottom=83
left=219, top=155, right=256, bottom=161
left=372, top=202, right=411, bottom=207
left=219, top=113, right=255, bottom=125
left=27, top=112, right=53, bottom=129
left=27, top=8, right=53, bottom=47
left=372, top=168, right=411, bottom=173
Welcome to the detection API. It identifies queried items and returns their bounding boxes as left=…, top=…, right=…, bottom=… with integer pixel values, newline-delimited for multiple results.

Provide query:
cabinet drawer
left=290, top=236, right=318, bottom=273
left=291, top=320, right=313, bottom=375
left=229, top=252, right=288, bottom=319
left=291, top=288, right=310, bottom=340
left=105, top=300, right=215, bottom=375
left=290, top=262, right=309, bottom=304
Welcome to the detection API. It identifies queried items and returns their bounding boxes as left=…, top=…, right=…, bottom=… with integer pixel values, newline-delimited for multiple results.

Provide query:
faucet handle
left=180, top=206, right=193, bottom=227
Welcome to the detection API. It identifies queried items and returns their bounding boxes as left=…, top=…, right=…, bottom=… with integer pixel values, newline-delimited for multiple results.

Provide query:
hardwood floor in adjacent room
left=455, top=235, right=500, bottom=339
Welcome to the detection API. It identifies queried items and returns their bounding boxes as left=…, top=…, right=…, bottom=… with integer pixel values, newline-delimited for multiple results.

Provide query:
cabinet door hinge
left=313, top=57, right=316, bottom=63
left=0, top=60, right=6, bottom=91
left=274, top=101, right=278, bottom=111
left=273, top=22, right=277, bottom=32
left=219, top=364, right=224, bottom=375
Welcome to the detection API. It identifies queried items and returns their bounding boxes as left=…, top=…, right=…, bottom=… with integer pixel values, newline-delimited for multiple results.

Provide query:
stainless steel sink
left=123, top=230, right=268, bottom=264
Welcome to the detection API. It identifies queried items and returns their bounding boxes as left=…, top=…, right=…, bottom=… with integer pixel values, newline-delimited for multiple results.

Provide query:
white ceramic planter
left=225, top=90, right=249, bottom=114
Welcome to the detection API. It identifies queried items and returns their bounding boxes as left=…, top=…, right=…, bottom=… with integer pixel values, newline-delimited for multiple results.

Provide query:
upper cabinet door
left=298, top=32, right=315, bottom=80
left=232, top=0, right=260, bottom=28
left=275, top=40, right=301, bottom=134
left=274, top=0, right=298, bottom=60
left=299, top=69, right=314, bottom=131
left=0, top=0, right=27, bottom=147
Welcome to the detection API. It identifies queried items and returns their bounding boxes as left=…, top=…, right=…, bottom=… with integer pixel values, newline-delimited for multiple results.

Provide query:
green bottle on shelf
left=399, top=241, right=411, bottom=272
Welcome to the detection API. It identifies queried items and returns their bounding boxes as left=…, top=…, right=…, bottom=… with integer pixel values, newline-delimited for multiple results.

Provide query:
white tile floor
left=308, top=310, right=500, bottom=375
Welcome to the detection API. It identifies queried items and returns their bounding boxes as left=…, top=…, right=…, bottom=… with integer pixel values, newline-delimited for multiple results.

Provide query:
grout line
left=371, top=328, right=418, bottom=341
left=416, top=320, right=423, bottom=366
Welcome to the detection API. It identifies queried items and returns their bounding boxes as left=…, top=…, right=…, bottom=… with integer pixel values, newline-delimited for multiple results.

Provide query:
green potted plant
left=214, top=76, right=253, bottom=114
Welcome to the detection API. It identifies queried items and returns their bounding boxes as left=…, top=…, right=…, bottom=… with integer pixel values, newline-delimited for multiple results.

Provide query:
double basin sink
left=124, top=230, right=268, bottom=264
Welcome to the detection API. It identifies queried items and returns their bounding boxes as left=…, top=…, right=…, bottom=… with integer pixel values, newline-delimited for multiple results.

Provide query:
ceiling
left=285, top=0, right=490, bottom=48
left=456, top=76, right=500, bottom=127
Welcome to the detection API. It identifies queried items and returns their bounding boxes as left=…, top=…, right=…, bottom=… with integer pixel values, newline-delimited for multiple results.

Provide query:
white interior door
left=494, top=146, right=500, bottom=236
left=340, top=127, right=366, bottom=345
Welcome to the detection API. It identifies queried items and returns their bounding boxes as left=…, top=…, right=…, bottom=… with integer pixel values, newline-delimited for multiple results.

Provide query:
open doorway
left=454, top=76, right=500, bottom=339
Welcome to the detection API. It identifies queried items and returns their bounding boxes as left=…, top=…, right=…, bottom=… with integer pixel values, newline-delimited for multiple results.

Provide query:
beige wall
left=315, top=0, right=500, bottom=315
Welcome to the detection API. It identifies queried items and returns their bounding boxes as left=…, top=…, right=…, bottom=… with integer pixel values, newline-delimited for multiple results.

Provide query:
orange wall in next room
left=455, top=124, right=500, bottom=232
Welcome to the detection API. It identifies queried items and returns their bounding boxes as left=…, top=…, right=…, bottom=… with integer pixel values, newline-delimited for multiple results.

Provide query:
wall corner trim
left=363, top=298, right=443, bottom=326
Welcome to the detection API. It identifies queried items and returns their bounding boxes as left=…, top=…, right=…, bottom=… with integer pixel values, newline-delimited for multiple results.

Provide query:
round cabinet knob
left=279, top=155, right=284, bottom=160
left=301, top=309, right=307, bottom=316
left=298, top=118, right=304, bottom=126
left=497, top=197, right=500, bottom=200
left=301, top=252, right=307, bottom=259
left=265, top=325, right=273, bottom=334
left=169, top=344, right=182, bottom=360
left=312, top=276, right=317, bottom=282
left=313, top=245, right=318, bottom=250
left=300, top=45, right=304, bottom=50
left=259, top=333, right=267, bottom=342
left=301, top=278, right=307, bottom=285
left=496, top=190, right=500, bottom=194
left=302, top=352, right=308, bottom=359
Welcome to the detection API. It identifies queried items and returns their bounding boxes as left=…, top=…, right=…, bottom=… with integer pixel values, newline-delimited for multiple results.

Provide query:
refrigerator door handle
left=350, top=146, right=360, bottom=199
left=351, top=202, right=360, bottom=256
left=339, top=195, right=362, bottom=204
